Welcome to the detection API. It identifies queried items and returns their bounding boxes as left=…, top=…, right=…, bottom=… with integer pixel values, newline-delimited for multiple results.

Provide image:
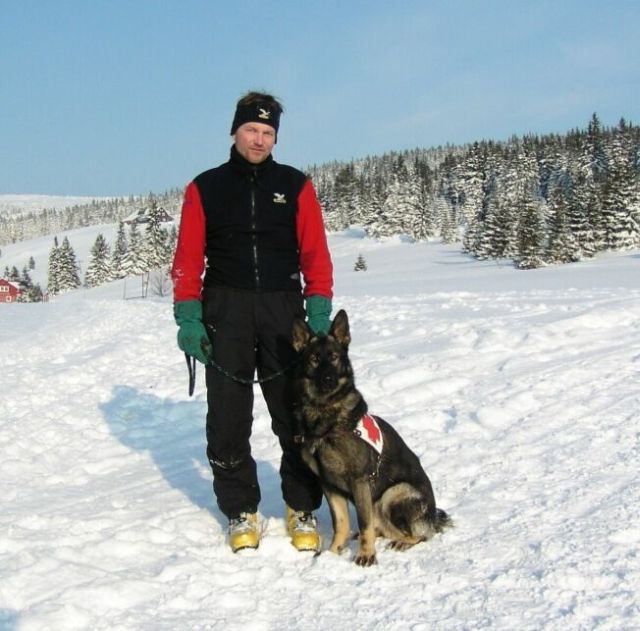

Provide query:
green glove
left=305, top=295, right=332, bottom=335
left=174, top=300, right=213, bottom=365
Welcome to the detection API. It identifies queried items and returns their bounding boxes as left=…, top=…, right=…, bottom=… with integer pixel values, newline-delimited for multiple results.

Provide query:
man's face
left=234, top=121, right=276, bottom=164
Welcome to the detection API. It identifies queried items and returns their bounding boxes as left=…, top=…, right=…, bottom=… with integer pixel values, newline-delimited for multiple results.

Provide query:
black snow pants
left=202, top=286, right=323, bottom=519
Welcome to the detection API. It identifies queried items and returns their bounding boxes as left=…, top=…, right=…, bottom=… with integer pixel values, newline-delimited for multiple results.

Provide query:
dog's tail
left=413, top=505, right=453, bottom=540
left=431, top=507, right=453, bottom=533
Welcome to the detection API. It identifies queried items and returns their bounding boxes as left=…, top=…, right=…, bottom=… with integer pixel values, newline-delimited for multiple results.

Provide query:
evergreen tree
left=19, top=266, right=33, bottom=292
left=110, top=221, right=128, bottom=279
left=121, top=223, right=146, bottom=277
left=332, top=164, right=359, bottom=228
left=457, top=141, right=487, bottom=226
left=26, top=283, right=44, bottom=303
left=56, top=236, right=82, bottom=293
left=142, top=197, right=170, bottom=270
left=379, top=172, right=422, bottom=239
left=28, top=256, right=35, bottom=270
left=353, top=253, right=367, bottom=271
left=8, top=265, right=20, bottom=282
left=570, top=171, right=605, bottom=256
left=85, top=233, right=112, bottom=287
left=47, top=236, right=61, bottom=296
left=582, top=113, right=609, bottom=184
left=547, top=184, right=578, bottom=263
left=516, top=192, right=546, bottom=269
left=600, top=120, right=640, bottom=249
left=439, top=199, right=458, bottom=244
left=167, top=224, right=178, bottom=261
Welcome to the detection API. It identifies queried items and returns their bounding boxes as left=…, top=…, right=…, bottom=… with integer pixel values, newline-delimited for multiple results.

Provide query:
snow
left=1, top=228, right=640, bottom=630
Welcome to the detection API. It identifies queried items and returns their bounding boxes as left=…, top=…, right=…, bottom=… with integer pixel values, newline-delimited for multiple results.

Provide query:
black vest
left=194, top=147, right=307, bottom=292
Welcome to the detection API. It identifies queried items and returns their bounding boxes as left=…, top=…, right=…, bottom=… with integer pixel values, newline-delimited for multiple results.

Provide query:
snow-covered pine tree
left=353, top=253, right=367, bottom=271
left=497, top=145, right=538, bottom=259
left=16, top=267, right=33, bottom=303
left=8, top=266, right=20, bottom=282
left=438, top=197, right=458, bottom=244
left=47, top=236, right=61, bottom=296
left=56, top=236, right=82, bottom=293
left=457, top=141, right=487, bottom=228
left=120, top=223, right=146, bottom=277
left=600, top=119, right=640, bottom=250
left=167, top=224, right=178, bottom=262
left=570, top=170, right=605, bottom=256
left=19, top=266, right=33, bottom=291
left=546, top=184, right=578, bottom=263
left=515, top=191, right=546, bottom=269
left=110, top=221, right=128, bottom=280
left=142, top=197, right=170, bottom=270
left=25, top=283, right=44, bottom=303
left=331, top=164, right=359, bottom=230
left=582, top=113, right=609, bottom=185
left=85, top=234, right=112, bottom=287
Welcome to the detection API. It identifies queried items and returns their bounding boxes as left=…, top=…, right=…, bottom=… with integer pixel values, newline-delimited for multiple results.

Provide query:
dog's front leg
left=352, top=479, right=377, bottom=566
left=324, top=489, right=350, bottom=554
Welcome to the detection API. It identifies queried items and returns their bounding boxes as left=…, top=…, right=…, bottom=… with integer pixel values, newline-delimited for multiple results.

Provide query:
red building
left=0, top=279, right=21, bottom=303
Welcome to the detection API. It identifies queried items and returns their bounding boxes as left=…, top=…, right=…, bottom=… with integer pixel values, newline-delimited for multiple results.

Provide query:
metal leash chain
left=185, top=352, right=299, bottom=397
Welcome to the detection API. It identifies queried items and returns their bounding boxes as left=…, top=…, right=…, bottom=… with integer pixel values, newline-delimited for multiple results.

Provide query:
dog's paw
left=329, top=542, right=348, bottom=555
left=354, top=553, right=377, bottom=567
left=386, top=540, right=415, bottom=552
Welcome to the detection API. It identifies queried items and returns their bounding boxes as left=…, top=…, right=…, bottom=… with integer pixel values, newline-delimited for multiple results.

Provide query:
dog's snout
left=316, top=365, right=338, bottom=393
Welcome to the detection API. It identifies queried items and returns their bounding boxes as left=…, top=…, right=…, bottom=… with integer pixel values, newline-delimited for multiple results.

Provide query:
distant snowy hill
left=0, top=194, right=112, bottom=218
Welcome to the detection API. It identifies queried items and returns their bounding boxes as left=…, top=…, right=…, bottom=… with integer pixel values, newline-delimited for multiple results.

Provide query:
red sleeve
left=296, top=179, right=333, bottom=298
left=171, top=181, right=206, bottom=302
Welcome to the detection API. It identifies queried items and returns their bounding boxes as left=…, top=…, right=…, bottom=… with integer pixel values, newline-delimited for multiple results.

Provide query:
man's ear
left=292, top=317, right=312, bottom=352
left=329, top=309, right=351, bottom=347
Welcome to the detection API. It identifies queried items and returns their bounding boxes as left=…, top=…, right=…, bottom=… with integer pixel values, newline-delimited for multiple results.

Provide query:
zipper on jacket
left=250, top=171, right=260, bottom=289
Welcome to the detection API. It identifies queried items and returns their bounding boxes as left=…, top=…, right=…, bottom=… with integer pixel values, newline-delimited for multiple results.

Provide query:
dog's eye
left=328, top=352, right=339, bottom=363
left=310, top=353, right=320, bottom=364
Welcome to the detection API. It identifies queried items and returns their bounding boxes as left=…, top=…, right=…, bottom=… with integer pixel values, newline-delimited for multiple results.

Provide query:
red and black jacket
left=171, top=146, right=333, bottom=302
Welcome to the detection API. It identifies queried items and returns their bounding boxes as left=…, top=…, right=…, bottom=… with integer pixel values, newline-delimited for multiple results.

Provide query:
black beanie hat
left=230, top=102, right=281, bottom=137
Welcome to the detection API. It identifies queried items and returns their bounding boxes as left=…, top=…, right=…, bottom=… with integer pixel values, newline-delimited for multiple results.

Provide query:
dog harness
left=354, top=413, right=384, bottom=455
left=294, top=413, right=384, bottom=454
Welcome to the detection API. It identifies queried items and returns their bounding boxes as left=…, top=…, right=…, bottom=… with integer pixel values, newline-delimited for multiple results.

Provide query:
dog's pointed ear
left=329, top=309, right=351, bottom=347
left=292, top=316, right=312, bottom=352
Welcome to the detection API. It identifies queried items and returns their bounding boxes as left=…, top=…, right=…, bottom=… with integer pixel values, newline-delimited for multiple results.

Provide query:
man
left=171, top=91, right=333, bottom=553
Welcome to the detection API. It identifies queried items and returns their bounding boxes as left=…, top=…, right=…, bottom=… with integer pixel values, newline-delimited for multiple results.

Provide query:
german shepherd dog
left=292, top=309, right=451, bottom=566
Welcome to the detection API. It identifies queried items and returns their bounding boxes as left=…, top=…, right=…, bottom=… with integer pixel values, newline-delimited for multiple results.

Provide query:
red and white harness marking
left=354, top=413, right=384, bottom=455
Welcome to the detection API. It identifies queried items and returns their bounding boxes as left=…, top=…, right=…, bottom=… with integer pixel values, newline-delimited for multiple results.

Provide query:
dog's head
left=292, top=309, right=353, bottom=397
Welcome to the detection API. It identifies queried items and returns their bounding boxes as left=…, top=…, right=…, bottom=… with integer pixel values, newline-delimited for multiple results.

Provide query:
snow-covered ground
left=1, top=229, right=639, bottom=630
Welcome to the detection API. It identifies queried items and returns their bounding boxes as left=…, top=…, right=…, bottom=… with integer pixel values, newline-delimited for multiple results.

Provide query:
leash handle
left=185, top=353, right=196, bottom=397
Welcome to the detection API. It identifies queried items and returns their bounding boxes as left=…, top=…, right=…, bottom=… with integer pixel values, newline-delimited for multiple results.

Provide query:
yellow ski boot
left=286, top=506, right=321, bottom=552
left=228, top=512, right=259, bottom=552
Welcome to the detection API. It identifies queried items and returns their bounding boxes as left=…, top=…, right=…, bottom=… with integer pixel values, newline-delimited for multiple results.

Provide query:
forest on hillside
left=1, top=113, right=638, bottom=273
left=310, top=113, right=639, bottom=268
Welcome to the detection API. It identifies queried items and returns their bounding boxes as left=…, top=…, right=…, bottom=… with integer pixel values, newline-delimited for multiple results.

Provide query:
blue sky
left=2, top=0, right=638, bottom=196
